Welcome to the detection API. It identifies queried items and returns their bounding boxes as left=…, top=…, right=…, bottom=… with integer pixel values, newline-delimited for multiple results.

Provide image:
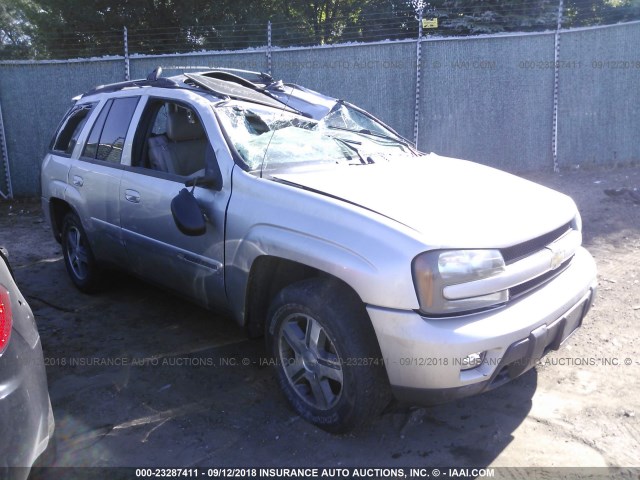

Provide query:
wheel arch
left=226, top=224, right=380, bottom=335
left=48, top=197, right=76, bottom=243
left=243, top=255, right=367, bottom=339
left=226, top=224, right=380, bottom=333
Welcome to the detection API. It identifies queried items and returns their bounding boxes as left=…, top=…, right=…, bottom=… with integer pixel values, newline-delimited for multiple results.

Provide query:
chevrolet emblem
left=549, top=248, right=565, bottom=270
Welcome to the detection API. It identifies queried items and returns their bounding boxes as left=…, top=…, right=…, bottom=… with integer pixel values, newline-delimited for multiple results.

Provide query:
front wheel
left=61, top=212, right=102, bottom=293
left=266, top=278, right=390, bottom=433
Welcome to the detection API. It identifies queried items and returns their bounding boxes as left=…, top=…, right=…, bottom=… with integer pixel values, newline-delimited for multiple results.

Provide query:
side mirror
left=171, top=188, right=206, bottom=236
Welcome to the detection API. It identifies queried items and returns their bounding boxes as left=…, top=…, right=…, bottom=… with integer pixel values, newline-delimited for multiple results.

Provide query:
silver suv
left=41, top=68, right=597, bottom=432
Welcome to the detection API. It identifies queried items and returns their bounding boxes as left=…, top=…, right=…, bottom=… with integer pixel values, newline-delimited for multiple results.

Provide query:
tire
left=266, top=278, right=391, bottom=433
left=61, top=212, right=102, bottom=293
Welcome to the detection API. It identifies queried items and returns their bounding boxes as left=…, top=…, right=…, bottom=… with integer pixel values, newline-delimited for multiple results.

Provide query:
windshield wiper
left=331, top=137, right=373, bottom=165
left=327, top=126, right=415, bottom=151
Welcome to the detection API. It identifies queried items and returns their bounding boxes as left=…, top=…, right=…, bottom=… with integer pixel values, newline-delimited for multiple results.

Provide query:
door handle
left=72, top=175, right=83, bottom=187
left=124, top=189, right=141, bottom=203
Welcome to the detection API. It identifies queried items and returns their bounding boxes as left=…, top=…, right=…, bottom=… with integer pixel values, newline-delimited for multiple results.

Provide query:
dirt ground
left=1, top=165, right=639, bottom=473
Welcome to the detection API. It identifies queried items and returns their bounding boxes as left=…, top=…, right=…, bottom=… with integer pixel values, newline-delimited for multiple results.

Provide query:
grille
left=509, top=257, right=573, bottom=300
left=501, top=221, right=572, bottom=265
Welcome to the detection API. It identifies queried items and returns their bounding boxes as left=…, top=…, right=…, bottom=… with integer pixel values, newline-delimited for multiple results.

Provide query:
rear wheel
left=61, top=212, right=102, bottom=293
left=266, top=278, right=390, bottom=433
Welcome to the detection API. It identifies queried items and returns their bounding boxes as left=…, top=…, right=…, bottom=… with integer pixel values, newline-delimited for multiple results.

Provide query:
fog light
left=460, top=351, right=486, bottom=371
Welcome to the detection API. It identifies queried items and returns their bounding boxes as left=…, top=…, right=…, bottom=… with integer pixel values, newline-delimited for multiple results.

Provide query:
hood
left=271, top=154, right=577, bottom=248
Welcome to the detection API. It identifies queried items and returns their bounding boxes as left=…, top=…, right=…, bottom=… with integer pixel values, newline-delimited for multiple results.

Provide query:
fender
left=41, top=153, right=72, bottom=203
left=41, top=152, right=74, bottom=239
left=225, top=223, right=379, bottom=324
left=62, top=184, right=90, bottom=229
left=223, top=169, right=426, bottom=325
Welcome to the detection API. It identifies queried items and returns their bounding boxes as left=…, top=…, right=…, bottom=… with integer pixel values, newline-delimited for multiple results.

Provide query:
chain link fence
left=0, top=10, right=639, bottom=196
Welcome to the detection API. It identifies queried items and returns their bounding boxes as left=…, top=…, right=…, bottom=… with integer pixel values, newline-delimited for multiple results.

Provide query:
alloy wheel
left=277, top=313, right=344, bottom=410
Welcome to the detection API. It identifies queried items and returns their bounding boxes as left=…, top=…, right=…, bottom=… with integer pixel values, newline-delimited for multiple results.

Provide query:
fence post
left=0, top=100, right=13, bottom=199
left=413, top=6, right=424, bottom=148
left=266, top=21, right=272, bottom=76
left=551, top=0, right=564, bottom=173
left=123, top=26, right=131, bottom=81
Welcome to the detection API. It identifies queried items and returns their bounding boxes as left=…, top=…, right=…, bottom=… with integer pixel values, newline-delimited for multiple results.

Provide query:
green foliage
left=564, top=0, right=640, bottom=27
left=430, top=0, right=560, bottom=34
left=1, top=0, right=639, bottom=60
left=0, top=0, right=37, bottom=59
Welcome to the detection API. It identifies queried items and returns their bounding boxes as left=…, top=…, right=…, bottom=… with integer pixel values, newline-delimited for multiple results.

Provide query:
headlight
left=412, top=249, right=508, bottom=315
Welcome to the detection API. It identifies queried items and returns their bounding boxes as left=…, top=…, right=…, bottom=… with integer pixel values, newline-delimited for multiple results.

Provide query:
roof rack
left=81, top=76, right=179, bottom=98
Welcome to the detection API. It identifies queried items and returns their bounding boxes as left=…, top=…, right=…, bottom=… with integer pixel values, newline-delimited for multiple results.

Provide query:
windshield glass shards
left=218, top=106, right=348, bottom=171
left=323, top=104, right=391, bottom=136
left=217, top=103, right=418, bottom=173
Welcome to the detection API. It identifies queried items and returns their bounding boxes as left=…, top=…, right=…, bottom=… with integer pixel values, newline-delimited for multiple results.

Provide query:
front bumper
left=367, top=246, right=597, bottom=404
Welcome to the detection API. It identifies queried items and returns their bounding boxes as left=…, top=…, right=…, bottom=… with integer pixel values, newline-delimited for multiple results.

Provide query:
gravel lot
left=1, top=165, right=639, bottom=474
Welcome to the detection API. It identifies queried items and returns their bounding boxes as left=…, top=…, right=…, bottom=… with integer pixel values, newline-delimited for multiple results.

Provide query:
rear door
left=67, top=96, right=140, bottom=266
left=119, top=97, right=229, bottom=309
left=44, top=101, right=97, bottom=232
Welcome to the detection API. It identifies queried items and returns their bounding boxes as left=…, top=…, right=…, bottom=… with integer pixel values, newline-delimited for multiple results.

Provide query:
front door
left=119, top=98, right=229, bottom=309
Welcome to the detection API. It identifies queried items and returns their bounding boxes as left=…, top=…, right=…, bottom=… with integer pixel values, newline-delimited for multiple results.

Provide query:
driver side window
left=133, top=99, right=208, bottom=178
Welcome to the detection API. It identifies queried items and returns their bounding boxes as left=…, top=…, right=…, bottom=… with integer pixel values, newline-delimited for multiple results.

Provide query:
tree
left=1, top=0, right=639, bottom=60
left=564, top=0, right=640, bottom=27
left=0, top=0, right=36, bottom=59
left=429, top=0, right=559, bottom=35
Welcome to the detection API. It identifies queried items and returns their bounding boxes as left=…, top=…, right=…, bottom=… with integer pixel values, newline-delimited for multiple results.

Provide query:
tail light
left=0, top=285, right=12, bottom=354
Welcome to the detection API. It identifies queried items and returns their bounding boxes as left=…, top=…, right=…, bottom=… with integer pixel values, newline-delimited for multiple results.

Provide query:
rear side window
left=82, top=97, right=140, bottom=164
left=50, top=103, right=97, bottom=155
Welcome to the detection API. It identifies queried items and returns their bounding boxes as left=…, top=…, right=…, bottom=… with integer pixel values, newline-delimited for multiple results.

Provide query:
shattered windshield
left=322, top=103, right=394, bottom=137
left=216, top=103, right=417, bottom=173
